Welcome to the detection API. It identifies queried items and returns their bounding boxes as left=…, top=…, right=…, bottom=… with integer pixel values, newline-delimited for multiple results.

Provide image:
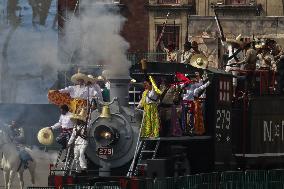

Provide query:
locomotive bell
left=100, top=105, right=111, bottom=118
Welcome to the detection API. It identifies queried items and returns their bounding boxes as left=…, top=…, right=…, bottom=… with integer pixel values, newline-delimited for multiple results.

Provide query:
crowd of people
left=46, top=71, right=110, bottom=173
left=137, top=71, right=211, bottom=138
left=224, top=35, right=284, bottom=96
left=161, top=35, right=284, bottom=96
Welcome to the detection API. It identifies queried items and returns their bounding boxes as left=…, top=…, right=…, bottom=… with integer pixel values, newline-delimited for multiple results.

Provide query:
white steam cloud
left=62, top=0, right=131, bottom=76
left=0, top=0, right=131, bottom=104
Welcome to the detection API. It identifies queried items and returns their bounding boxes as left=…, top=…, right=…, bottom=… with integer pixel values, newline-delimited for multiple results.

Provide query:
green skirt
left=141, top=103, right=160, bottom=138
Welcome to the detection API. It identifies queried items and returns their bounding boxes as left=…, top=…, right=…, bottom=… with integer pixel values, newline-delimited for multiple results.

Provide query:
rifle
left=155, top=12, right=170, bottom=49
left=214, top=10, right=225, bottom=46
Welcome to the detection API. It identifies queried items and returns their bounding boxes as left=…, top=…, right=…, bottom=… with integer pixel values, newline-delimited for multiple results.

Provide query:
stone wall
left=121, top=0, right=149, bottom=52
left=196, top=0, right=284, bottom=16
left=188, top=16, right=284, bottom=40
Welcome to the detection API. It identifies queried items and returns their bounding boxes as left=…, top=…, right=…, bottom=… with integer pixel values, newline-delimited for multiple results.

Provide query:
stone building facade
left=58, top=0, right=284, bottom=55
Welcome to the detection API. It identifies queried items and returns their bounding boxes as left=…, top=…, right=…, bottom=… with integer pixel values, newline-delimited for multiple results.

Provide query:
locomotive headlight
left=94, top=125, right=119, bottom=146
left=101, top=131, right=112, bottom=139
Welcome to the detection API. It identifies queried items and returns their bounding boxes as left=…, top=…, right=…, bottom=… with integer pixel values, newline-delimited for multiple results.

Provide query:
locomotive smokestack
left=104, top=70, right=130, bottom=107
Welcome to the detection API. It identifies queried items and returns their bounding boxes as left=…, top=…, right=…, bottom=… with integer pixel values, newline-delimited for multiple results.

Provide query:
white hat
left=70, top=69, right=89, bottom=84
left=37, top=127, right=54, bottom=145
left=226, top=34, right=243, bottom=46
left=86, top=75, right=97, bottom=84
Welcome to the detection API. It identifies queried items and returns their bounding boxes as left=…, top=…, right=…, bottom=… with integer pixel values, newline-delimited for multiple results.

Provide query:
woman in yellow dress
left=137, top=76, right=162, bottom=138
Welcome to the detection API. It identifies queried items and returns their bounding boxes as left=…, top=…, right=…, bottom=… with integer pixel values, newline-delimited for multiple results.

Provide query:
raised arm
left=149, top=76, right=162, bottom=95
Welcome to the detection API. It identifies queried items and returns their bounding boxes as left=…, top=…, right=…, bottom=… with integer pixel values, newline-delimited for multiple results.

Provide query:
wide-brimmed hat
left=255, top=44, right=264, bottom=49
left=86, top=75, right=97, bottom=84
left=71, top=108, right=87, bottom=123
left=190, top=54, right=208, bottom=69
left=71, top=69, right=89, bottom=84
left=97, top=75, right=105, bottom=81
left=226, top=34, right=243, bottom=46
left=37, top=127, right=54, bottom=145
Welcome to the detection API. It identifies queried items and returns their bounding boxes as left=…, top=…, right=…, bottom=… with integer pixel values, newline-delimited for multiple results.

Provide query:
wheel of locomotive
left=86, top=112, right=139, bottom=168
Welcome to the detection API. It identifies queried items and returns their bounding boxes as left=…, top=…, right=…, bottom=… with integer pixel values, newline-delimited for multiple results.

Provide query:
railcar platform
left=141, top=135, right=212, bottom=141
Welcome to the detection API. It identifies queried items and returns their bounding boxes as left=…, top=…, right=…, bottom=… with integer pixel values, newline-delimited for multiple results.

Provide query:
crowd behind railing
left=127, top=36, right=284, bottom=96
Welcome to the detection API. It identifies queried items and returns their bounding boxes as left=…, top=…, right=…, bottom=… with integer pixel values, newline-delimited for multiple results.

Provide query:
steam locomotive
left=1, top=61, right=283, bottom=186
left=82, top=61, right=284, bottom=179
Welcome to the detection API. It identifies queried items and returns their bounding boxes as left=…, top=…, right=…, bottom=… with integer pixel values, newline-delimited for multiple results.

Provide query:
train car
left=47, top=61, right=236, bottom=186
left=2, top=61, right=277, bottom=187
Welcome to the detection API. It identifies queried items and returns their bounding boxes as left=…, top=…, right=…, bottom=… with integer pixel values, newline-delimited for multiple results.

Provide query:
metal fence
left=28, top=169, right=284, bottom=189
left=126, top=52, right=167, bottom=65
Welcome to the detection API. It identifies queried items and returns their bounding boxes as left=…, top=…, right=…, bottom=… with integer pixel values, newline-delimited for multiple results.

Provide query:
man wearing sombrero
left=224, top=34, right=245, bottom=96
left=67, top=108, right=88, bottom=173
left=86, top=74, right=103, bottom=101
left=181, top=41, right=193, bottom=64
left=58, top=70, right=89, bottom=113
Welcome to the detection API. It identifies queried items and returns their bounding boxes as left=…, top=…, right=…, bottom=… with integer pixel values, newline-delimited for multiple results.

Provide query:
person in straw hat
left=58, top=70, right=89, bottom=113
left=180, top=41, right=193, bottom=64
left=49, top=105, right=73, bottom=150
left=67, top=108, right=88, bottom=173
left=86, top=74, right=103, bottom=101
left=224, top=34, right=245, bottom=96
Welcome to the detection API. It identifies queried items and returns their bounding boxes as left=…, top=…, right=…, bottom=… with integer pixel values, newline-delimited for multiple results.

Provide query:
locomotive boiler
left=86, top=74, right=142, bottom=176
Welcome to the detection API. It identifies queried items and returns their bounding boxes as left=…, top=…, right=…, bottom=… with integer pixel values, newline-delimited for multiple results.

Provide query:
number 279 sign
left=216, top=109, right=231, bottom=143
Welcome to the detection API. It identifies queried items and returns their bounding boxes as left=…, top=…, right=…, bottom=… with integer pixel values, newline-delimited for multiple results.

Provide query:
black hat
left=184, top=41, right=191, bottom=48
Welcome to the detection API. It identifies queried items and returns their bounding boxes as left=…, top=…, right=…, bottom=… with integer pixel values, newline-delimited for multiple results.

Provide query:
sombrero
left=71, top=69, right=89, bottom=84
left=97, top=76, right=105, bottom=81
left=190, top=54, right=208, bottom=69
left=226, top=34, right=243, bottom=46
left=255, top=44, right=264, bottom=49
left=86, top=75, right=97, bottom=84
left=37, top=127, right=54, bottom=145
left=102, top=70, right=111, bottom=79
left=70, top=108, right=87, bottom=123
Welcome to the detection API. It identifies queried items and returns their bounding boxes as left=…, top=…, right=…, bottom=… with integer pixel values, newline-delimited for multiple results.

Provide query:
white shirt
left=194, top=81, right=210, bottom=98
left=138, top=89, right=159, bottom=108
left=225, top=44, right=244, bottom=72
left=51, top=112, right=74, bottom=130
left=68, top=124, right=88, bottom=145
left=181, top=50, right=193, bottom=64
left=146, top=89, right=159, bottom=104
left=182, top=82, right=202, bottom=101
left=59, top=85, right=88, bottom=99
left=89, top=84, right=103, bottom=100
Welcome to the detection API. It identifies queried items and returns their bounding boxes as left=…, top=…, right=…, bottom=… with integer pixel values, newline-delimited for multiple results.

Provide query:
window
left=158, top=0, right=180, bottom=4
left=156, top=25, right=180, bottom=51
left=226, top=0, right=246, bottom=5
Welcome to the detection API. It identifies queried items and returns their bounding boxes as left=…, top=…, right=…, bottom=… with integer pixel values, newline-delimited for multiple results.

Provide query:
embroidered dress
left=171, top=104, right=182, bottom=136
left=139, top=90, right=160, bottom=138
left=194, top=99, right=205, bottom=135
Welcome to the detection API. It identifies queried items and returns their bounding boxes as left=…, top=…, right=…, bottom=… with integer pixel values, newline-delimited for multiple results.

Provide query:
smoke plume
left=62, top=0, right=131, bottom=77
